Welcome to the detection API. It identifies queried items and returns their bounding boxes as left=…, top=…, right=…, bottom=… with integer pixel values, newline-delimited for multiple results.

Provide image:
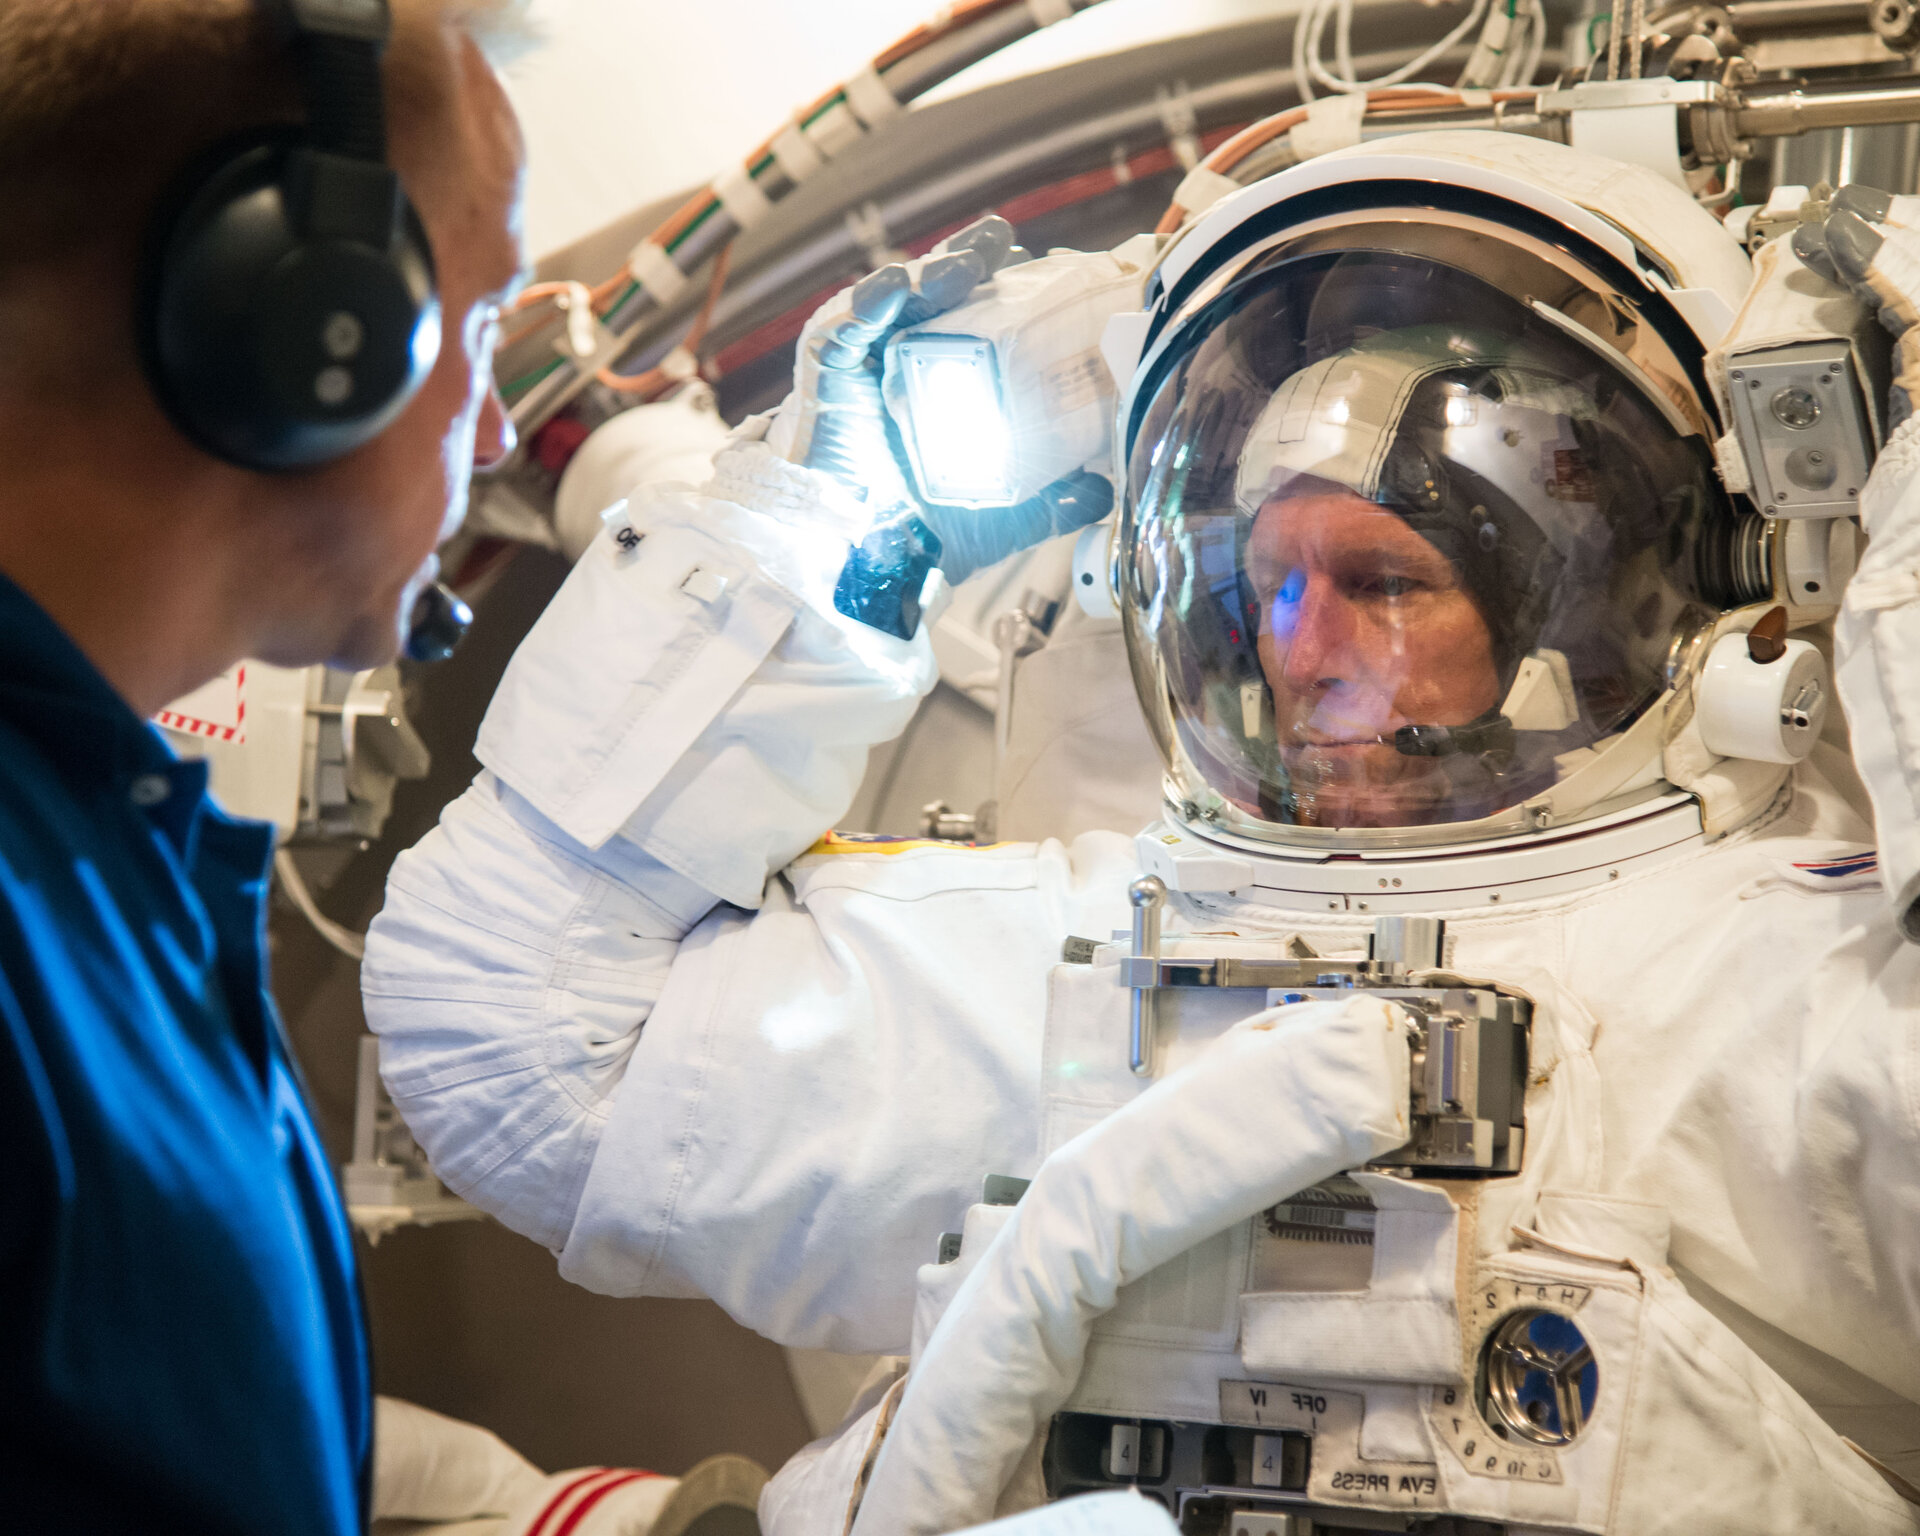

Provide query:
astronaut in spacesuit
left=363, top=132, right=1920, bottom=1536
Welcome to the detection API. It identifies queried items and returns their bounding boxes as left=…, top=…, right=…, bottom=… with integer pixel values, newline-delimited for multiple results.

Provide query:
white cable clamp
left=627, top=239, right=691, bottom=306
left=553, top=314, right=625, bottom=374
left=805, top=100, right=864, bottom=160
left=1027, top=0, right=1075, bottom=25
left=1171, top=164, right=1240, bottom=216
left=1288, top=91, right=1369, bottom=162
left=843, top=64, right=902, bottom=129
left=1156, top=83, right=1202, bottom=171
left=1456, top=87, right=1493, bottom=108
left=770, top=120, right=826, bottom=184
left=712, top=163, right=773, bottom=230
left=552, top=280, right=597, bottom=357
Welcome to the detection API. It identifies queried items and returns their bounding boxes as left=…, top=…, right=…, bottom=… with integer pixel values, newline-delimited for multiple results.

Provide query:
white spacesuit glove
left=1795, top=186, right=1920, bottom=936
left=1797, top=185, right=1920, bottom=426
left=770, top=216, right=1113, bottom=635
left=846, top=997, right=1413, bottom=1536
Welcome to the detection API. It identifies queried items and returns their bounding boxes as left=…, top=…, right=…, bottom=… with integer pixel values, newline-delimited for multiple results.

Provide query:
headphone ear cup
left=141, top=135, right=441, bottom=473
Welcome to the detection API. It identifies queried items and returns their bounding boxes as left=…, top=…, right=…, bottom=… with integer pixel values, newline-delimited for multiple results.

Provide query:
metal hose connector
left=1700, top=510, right=1775, bottom=606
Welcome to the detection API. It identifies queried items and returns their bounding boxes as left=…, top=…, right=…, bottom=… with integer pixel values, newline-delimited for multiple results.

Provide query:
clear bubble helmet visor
left=1121, top=229, right=1746, bottom=849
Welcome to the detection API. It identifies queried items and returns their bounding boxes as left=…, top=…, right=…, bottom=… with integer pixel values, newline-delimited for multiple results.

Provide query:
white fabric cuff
left=475, top=475, right=933, bottom=902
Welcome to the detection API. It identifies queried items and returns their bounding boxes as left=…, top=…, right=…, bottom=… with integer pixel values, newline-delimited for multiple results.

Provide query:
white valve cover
left=1695, top=632, right=1830, bottom=764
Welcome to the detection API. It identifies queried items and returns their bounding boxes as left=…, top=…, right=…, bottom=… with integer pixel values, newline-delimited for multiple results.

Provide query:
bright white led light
left=897, top=333, right=1015, bottom=506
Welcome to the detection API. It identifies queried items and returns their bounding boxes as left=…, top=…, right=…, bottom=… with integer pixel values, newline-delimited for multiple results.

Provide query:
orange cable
left=509, top=280, right=588, bottom=311
left=1153, top=88, right=1538, bottom=233
left=596, top=241, right=735, bottom=396
left=648, top=189, right=720, bottom=255
left=502, top=280, right=596, bottom=350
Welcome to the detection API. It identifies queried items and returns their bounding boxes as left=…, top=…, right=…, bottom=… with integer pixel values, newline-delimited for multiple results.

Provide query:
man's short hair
left=0, top=0, right=533, bottom=272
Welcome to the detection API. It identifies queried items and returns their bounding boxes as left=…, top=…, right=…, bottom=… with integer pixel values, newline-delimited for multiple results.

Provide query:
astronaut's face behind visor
left=1246, top=479, right=1503, bottom=828
left=1120, top=249, right=1731, bottom=839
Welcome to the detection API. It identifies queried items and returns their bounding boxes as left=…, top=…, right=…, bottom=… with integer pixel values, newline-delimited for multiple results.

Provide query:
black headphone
left=140, top=0, right=441, bottom=473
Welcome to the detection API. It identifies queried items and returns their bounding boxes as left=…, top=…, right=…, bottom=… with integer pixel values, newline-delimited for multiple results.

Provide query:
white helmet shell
left=1111, top=131, right=1773, bottom=861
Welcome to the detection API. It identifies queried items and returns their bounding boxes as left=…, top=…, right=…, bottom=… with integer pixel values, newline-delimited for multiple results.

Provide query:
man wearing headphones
left=0, top=1, right=528, bottom=1530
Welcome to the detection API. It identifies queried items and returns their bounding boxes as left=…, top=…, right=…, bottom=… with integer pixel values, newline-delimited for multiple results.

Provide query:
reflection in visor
left=1122, top=251, right=1728, bottom=833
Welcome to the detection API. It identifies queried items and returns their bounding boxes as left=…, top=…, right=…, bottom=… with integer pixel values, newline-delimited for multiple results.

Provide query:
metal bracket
left=1536, top=77, right=1725, bottom=186
left=1118, top=954, right=1401, bottom=990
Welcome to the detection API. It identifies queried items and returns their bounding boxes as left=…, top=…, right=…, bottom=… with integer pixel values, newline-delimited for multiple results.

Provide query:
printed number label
left=1429, top=1367, right=1563, bottom=1485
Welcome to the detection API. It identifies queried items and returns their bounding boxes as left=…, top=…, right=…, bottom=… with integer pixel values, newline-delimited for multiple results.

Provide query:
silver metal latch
left=1782, top=676, right=1825, bottom=730
left=1126, top=876, right=1165, bottom=1077
left=1119, top=911, right=1528, bottom=1174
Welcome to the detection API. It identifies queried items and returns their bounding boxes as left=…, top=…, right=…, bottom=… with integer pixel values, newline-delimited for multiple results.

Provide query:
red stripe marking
left=526, top=1469, right=623, bottom=1536
left=154, top=711, right=241, bottom=742
left=154, top=665, right=246, bottom=743
left=550, top=1470, right=662, bottom=1536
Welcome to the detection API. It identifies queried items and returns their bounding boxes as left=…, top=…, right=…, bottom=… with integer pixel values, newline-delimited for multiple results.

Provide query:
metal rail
left=1734, top=76, right=1920, bottom=136
left=1722, top=0, right=1871, bottom=32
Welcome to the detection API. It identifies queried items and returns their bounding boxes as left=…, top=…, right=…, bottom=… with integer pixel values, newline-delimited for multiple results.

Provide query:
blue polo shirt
left=0, top=573, right=369, bottom=1533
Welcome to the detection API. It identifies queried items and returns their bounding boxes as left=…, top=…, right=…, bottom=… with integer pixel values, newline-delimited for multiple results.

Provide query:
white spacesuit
left=364, top=133, right=1920, bottom=1536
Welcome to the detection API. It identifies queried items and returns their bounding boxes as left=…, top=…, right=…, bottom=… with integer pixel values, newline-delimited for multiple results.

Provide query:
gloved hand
left=848, top=996, right=1413, bottom=1536
left=1792, top=184, right=1920, bottom=427
left=776, top=216, right=1113, bottom=636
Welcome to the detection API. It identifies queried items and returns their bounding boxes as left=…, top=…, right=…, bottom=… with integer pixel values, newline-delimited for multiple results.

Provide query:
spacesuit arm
left=1807, top=197, right=1920, bottom=936
left=363, top=435, right=940, bottom=1251
left=1836, top=410, right=1920, bottom=937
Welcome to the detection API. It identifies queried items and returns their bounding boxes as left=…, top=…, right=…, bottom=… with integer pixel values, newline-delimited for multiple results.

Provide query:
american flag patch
left=1792, top=853, right=1879, bottom=879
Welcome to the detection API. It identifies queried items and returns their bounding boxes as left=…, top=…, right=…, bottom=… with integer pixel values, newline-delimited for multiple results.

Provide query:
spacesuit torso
left=729, top=746, right=1918, bottom=1531
left=944, top=770, right=1916, bottom=1510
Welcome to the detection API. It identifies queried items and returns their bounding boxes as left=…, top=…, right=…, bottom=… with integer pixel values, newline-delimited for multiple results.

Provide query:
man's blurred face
left=262, top=36, right=526, bottom=671
left=1245, top=482, right=1502, bottom=827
